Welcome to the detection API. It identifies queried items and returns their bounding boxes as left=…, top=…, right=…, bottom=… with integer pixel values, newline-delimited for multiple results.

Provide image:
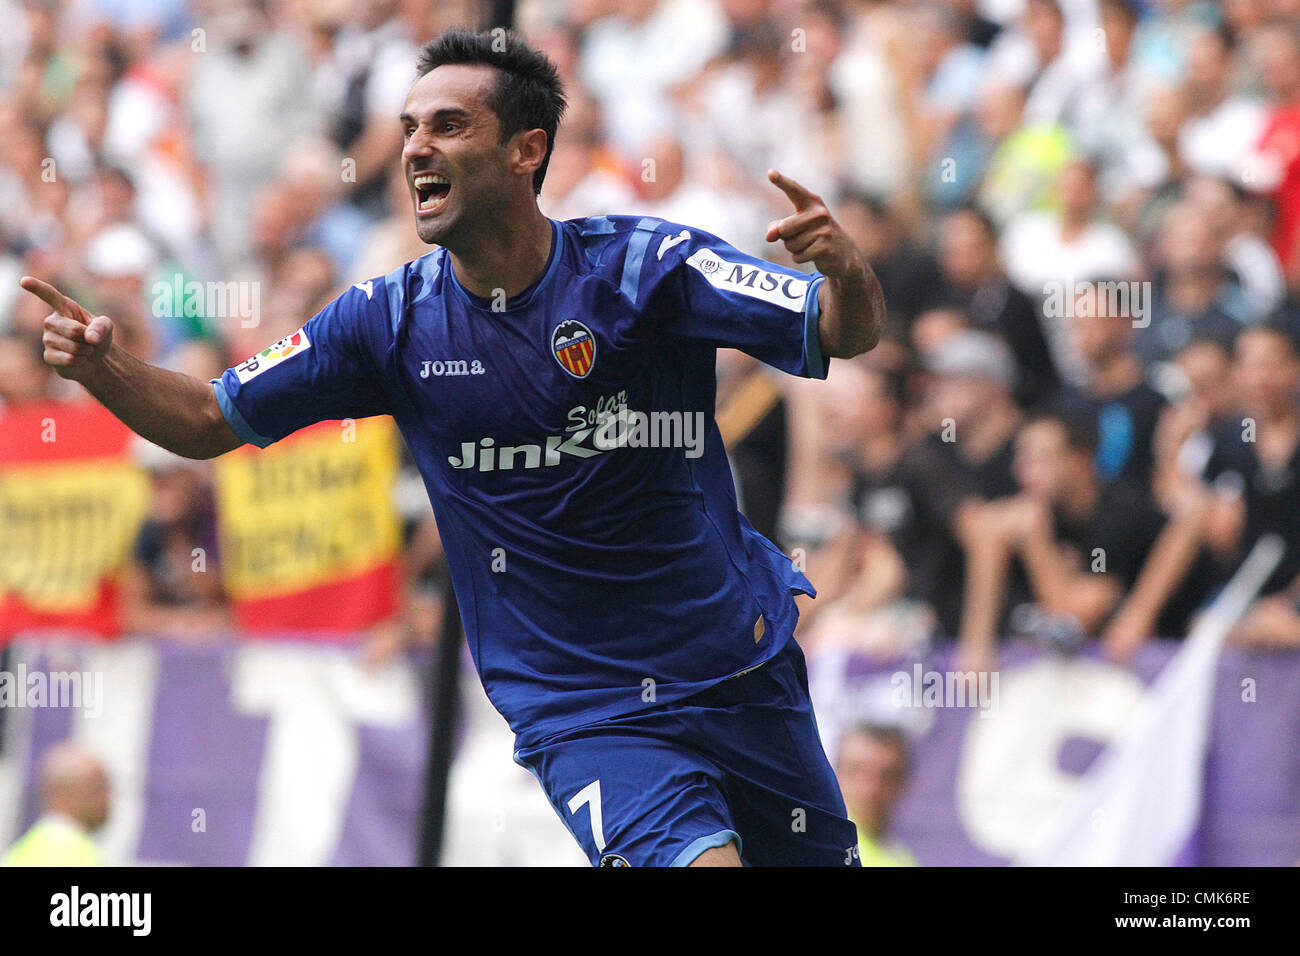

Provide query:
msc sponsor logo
left=685, top=249, right=810, bottom=312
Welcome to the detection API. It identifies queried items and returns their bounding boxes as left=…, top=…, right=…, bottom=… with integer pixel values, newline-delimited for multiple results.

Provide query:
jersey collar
left=446, top=218, right=563, bottom=312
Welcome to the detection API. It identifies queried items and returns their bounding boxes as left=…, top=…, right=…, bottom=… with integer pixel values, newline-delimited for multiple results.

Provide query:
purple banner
left=808, top=641, right=1300, bottom=866
left=2, top=638, right=1297, bottom=865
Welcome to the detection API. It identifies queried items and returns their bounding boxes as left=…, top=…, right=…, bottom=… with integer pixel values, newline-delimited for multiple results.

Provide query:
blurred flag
left=1016, top=535, right=1285, bottom=866
left=213, top=417, right=403, bottom=638
left=0, top=400, right=149, bottom=641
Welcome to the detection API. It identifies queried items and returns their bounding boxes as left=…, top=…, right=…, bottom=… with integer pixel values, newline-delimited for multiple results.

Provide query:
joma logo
left=421, top=359, right=485, bottom=378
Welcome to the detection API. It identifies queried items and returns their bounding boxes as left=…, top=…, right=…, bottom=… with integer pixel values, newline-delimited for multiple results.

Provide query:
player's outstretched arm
left=22, top=276, right=244, bottom=460
left=765, top=169, right=884, bottom=360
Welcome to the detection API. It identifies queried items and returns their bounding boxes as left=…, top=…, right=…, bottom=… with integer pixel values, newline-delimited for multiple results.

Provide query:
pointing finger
left=20, top=276, right=92, bottom=324
left=767, top=169, right=817, bottom=212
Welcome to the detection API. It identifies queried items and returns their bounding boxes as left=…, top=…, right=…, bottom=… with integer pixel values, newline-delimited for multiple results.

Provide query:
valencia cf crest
left=552, top=320, right=596, bottom=379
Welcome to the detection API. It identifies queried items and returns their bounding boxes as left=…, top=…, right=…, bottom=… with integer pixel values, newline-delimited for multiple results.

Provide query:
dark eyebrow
left=400, top=107, right=473, bottom=126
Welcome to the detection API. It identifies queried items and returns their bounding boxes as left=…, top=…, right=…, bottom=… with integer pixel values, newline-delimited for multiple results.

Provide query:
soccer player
left=24, top=29, right=885, bottom=866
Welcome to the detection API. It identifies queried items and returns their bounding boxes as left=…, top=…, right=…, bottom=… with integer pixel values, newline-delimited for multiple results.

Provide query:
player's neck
left=448, top=206, right=553, bottom=300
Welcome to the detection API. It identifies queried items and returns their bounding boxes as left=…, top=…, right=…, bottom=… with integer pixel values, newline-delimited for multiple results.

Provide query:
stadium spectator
left=264, top=143, right=372, bottom=281
left=798, top=362, right=938, bottom=659
left=975, top=75, right=1073, bottom=228
left=1069, top=0, right=1171, bottom=201
left=1152, top=334, right=1239, bottom=515
left=1056, top=280, right=1169, bottom=487
left=122, top=440, right=227, bottom=639
left=782, top=361, right=873, bottom=601
left=910, top=0, right=989, bottom=187
left=624, top=131, right=769, bottom=257
left=1, top=741, right=110, bottom=866
left=959, top=409, right=1213, bottom=665
left=837, top=192, right=944, bottom=332
left=835, top=724, right=918, bottom=867
left=908, top=329, right=1028, bottom=644
left=1000, top=159, right=1142, bottom=383
left=1137, top=200, right=1254, bottom=366
left=1200, top=323, right=1300, bottom=598
left=1246, top=20, right=1300, bottom=290
left=1185, top=174, right=1286, bottom=320
left=829, top=0, right=911, bottom=202
left=577, top=0, right=727, bottom=157
left=185, top=0, right=312, bottom=272
left=690, top=15, right=842, bottom=204
left=924, top=72, right=1009, bottom=212
left=994, top=0, right=1097, bottom=128
left=1122, top=82, right=1192, bottom=227
left=1179, top=25, right=1267, bottom=182
left=311, top=0, right=417, bottom=218
left=934, top=204, right=1060, bottom=406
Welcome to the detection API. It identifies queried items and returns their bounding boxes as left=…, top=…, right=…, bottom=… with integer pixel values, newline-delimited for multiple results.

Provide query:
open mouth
left=413, top=172, right=450, bottom=216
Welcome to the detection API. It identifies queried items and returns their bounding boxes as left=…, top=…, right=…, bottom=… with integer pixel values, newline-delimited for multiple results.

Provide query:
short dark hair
left=1025, top=406, right=1100, bottom=456
left=947, top=202, right=998, bottom=240
left=842, top=723, right=911, bottom=776
left=415, top=28, right=567, bottom=195
left=1177, top=332, right=1235, bottom=361
left=1239, top=315, right=1300, bottom=356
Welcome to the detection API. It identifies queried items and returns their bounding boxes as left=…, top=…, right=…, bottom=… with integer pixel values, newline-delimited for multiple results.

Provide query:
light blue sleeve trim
left=578, top=214, right=616, bottom=236
left=619, top=217, right=660, bottom=306
left=670, top=828, right=742, bottom=867
left=803, top=274, right=829, bottom=380
left=210, top=377, right=274, bottom=448
left=384, top=261, right=409, bottom=334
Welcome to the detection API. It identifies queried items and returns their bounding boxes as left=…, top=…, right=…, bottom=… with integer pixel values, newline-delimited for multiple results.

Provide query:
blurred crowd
left=2, top=0, right=1300, bottom=675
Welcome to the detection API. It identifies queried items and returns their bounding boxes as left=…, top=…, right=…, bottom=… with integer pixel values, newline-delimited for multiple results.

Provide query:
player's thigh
left=698, top=642, right=861, bottom=866
left=515, top=729, right=739, bottom=867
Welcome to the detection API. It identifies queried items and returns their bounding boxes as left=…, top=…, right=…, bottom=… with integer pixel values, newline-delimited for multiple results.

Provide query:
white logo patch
left=685, top=249, right=810, bottom=312
left=233, top=328, right=311, bottom=384
left=657, top=229, right=689, bottom=260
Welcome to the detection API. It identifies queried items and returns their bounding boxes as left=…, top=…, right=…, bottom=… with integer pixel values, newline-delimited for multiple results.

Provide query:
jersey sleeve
left=210, top=279, right=393, bottom=448
left=625, top=219, right=830, bottom=379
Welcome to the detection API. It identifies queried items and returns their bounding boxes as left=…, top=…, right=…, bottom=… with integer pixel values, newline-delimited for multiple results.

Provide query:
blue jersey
left=212, top=216, right=829, bottom=746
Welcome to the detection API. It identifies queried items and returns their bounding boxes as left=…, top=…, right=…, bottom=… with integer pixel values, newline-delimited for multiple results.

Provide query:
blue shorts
left=513, top=639, right=860, bottom=867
